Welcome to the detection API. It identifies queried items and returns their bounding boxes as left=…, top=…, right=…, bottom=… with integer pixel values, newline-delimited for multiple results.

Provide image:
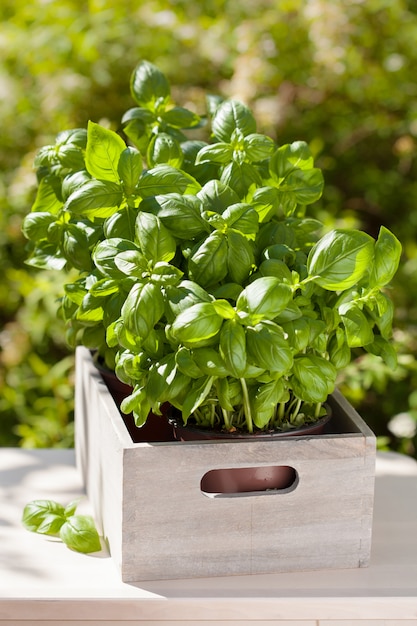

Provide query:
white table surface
left=0, top=447, right=417, bottom=626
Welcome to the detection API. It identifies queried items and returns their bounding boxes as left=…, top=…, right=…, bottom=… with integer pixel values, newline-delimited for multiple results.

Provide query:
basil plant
left=22, top=61, right=402, bottom=434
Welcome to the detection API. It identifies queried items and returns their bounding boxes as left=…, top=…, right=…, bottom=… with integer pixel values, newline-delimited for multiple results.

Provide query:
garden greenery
left=22, top=61, right=401, bottom=434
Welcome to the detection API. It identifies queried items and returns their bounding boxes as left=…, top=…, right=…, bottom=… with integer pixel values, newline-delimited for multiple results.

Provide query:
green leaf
left=250, top=186, right=284, bottom=223
left=192, top=347, right=229, bottom=377
left=147, top=133, right=183, bottom=169
left=175, top=346, right=204, bottom=378
left=369, top=226, right=402, bottom=288
left=151, top=193, right=207, bottom=239
left=182, top=376, right=215, bottom=418
left=188, top=231, right=228, bottom=287
left=365, top=336, right=398, bottom=370
left=118, top=146, right=143, bottom=195
left=292, top=355, right=337, bottom=403
left=170, top=302, right=223, bottom=347
left=160, top=106, right=201, bottom=129
left=223, top=203, right=259, bottom=237
left=59, top=515, right=101, bottom=554
left=307, top=229, right=375, bottom=291
left=93, top=238, right=140, bottom=278
left=62, top=225, right=92, bottom=271
left=121, top=282, right=165, bottom=338
left=226, top=230, right=255, bottom=284
left=85, top=121, right=126, bottom=183
left=130, top=60, right=170, bottom=109
left=246, top=322, right=293, bottom=374
left=30, top=177, right=63, bottom=214
left=136, top=164, right=201, bottom=197
left=280, top=168, right=324, bottom=206
left=195, top=143, right=233, bottom=164
left=64, top=179, right=123, bottom=218
left=269, top=141, right=315, bottom=178
left=114, top=249, right=148, bottom=277
left=243, top=133, right=275, bottom=162
left=135, top=211, right=176, bottom=262
left=197, top=180, right=240, bottom=214
left=211, top=100, right=257, bottom=142
left=339, top=302, right=374, bottom=347
left=252, top=379, right=287, bottom=429
left=25, top=241, right=67, bottom=270
left=22, top=212, right=56, bottom=241
left=327, top=328, right=352, bottom=369
left=220, top=161, right=262, bottom=198
left=236, top=276, right=293, bottom=321
left=22, top=500, right=66, bottom=534
left=219, top=319, right=247, bottom=377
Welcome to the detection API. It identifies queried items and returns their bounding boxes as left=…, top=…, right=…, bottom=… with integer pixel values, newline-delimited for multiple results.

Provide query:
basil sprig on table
left=22, top=499, right=101, bottom=554
left=22, top=60, right=402, bottom=434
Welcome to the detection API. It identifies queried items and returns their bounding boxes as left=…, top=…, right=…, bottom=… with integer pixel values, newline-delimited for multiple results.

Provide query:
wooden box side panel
left=122, top=425, right=375, bottom=581
left=74, top=347, right=125, bottom=570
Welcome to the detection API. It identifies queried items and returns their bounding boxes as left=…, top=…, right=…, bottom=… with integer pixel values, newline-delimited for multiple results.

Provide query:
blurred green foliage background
left=1, top=0, right=417, bottom=455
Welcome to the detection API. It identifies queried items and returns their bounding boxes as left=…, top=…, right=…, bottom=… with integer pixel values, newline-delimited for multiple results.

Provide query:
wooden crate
left=74, top=346, right=376, bottom=582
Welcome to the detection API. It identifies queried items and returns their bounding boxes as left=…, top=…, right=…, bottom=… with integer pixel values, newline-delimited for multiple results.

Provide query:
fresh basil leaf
left=22, top=500, right=66, bottom=534
left=94, top=238, right=140, bottom=278
left=220, top=161, right=262, bottom=199
left=365, top=336, right=398, bottom=370
left=369, top=226, right=402, bottom=288
left=195, top=142, right=234, bottom=165
left=243, top=133, right=275, bottom=162
left=85, top=121, right=126, bottom=183
left=292, top=355, right=337, bottom=403
left=246, top=322, right=293, bottom=374
left=269, top=141, right=315, bottom=178
left=136, top=164, right=201, bottom=197
left=211, top=100, right=257, bottom=142
left=252, top=379, right=287, bottom=429
left=121, top=282, right=165, bottom=338
left=60, top=515, right=101, bottom=554
left=175, top=346, right=204, bottom=378
left=182, top=375, right=215, bottom=419
left=307, top=229, right=375, bottom=291
left=104, top=206, right=137, bottom=240
left=250, top=186, right=284, bottom=223
left=147, top=133, right=183, bottom=169
left=226, top=231, right=254, bottom=284
left=130, top=60, right=170, bottom=108
left=223, top=203, right=259, bottom=238
left=22, top=212, right=56, bottom=241
left=160, top=106, right=201, bottom=129
left=64, top=179, right=123, bottom=218
left=25, top=241, right=67, bottom=270
left=118, top=146, right=143, bottom=195
left=219, top=319, right=247, bottom=377
left=170, top=302, right=223, bottom=346
left=151, top=193, right=207, bottom=239
left=197, top=179, right=240, bottom=214
left=114, top=249, right=148, bottom=277
left=339, top=302, right=374, bottom=347
left=30, top=177, right=63, bottom=214
left=188, top=231, right=228, bottom=287
left=236, top=276, right=293, bottom=321
left=135, top=211, right=176, bottom=262
left=192, top=347, right=229, bottom=377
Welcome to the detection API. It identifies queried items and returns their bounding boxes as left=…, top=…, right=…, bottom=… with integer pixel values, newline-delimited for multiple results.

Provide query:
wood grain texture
left=75, top=347, right=376, bottom=582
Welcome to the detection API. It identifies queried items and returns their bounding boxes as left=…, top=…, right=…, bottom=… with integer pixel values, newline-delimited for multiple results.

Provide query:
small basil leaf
left=86, top=121, right=126, bottom=183
left=22, top=500, right=66, bottom=534
left=59, top=515, right=102, bottom=554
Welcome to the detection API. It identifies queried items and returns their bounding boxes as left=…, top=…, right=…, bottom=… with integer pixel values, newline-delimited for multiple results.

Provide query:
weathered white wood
left=75, top=346, right=376, bottom=582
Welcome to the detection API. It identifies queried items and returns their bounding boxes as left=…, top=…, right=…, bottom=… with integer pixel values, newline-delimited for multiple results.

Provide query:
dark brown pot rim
left=169, top=405, right=332, bottom=441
